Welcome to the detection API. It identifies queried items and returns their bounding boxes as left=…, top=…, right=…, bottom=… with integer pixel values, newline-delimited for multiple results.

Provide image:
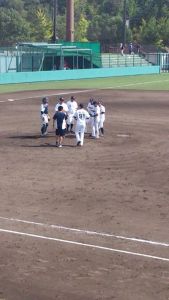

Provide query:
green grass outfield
left=0, top=73, right=169, bottom=93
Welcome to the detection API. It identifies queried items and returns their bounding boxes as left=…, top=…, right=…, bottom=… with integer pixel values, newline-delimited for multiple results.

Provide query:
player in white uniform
left=55, top=97, right=68, bottom=113
left=66, top=96, right=78, bottom=132
left=98, top=100, right=105, bottom=136
left=74, top=103, right=90, bottom=146
left=40, top=97, right=50, bottom=136
left=86, top=98, right=95, bottom=134
left=91, top=101, right=100, bottom=139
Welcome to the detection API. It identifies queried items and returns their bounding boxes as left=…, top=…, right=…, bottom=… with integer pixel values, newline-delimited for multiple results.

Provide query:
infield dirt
left=0, top=89, right=169, bottom=300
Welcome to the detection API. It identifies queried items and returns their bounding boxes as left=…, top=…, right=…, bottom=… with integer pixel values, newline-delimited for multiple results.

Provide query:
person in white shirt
left=98, top=100, right=105, bottom=136
left=74, top=103, right=90, bottom=146
left=91, top=101, right=100, bottom=139
left=55, top=97, right=68, bottom=113
left=66, top=96, right=78, bottom=132
left=86, top=98, right=95, bottom=134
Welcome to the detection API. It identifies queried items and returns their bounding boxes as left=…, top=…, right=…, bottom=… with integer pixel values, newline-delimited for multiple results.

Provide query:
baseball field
left=0, top=73, right=169, bottom=300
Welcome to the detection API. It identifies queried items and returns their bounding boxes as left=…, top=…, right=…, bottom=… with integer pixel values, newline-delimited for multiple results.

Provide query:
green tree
left=158, top=17, right=169, bottom=46
left=0, top=0, right=169, bottom=46
left=31, top=8, right=52, bottom=41
left=0, top=8, right=31, bottom=45
left=75, top=14, right=89, bottom=41
left=139, top=17, right=160, bottom=44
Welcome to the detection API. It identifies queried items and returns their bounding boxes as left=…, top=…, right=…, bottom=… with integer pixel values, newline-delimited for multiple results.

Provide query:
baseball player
left=86, top=98, right=95, bottom=134
left=66, top=96, right=78, bottom=132
left=53, top=106, right=67, bottom=148
left=55, top=97, right=68, bottom=113
left=90, top=101, right=100, bottom=139
left=98, top=100, right=105, bottom=136
left=74, top=103, right=90, bottom=146
left=40, top=97, right=50, bottom=136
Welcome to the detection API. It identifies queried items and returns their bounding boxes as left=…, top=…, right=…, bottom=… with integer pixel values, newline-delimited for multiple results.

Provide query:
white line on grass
left=0, top=216, right=168, bottom=248
left=0, top=89, right=96, bottom=103
left=0, top=78, right=168, bottom=104
left=107, top=79, right=169, bottom=89
left=0, top=228, right=169, bottom=262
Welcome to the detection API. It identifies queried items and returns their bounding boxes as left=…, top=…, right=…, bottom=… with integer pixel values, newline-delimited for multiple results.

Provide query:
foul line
left=0, top=89, right=96, bottom=103
left=0, top=228, right=169, bottom=262
left=1, top=78, right=169, bottom=103
left=107, top=79, right=169, bottom=89
left=0, top=216, right=169, bottom=248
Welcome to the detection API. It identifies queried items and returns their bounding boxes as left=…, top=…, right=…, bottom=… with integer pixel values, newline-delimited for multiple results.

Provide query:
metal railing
left=0, top=48, right=168, bottom=73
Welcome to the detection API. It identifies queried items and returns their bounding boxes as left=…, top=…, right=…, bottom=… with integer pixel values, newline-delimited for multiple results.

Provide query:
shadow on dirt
left=21, top=144, right=76, bottom=148
left=9, top=134, right=42, bottom=140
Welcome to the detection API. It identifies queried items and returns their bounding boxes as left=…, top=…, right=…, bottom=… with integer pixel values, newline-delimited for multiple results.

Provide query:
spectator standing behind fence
left=120, top=43, right=125, bottom=56
left=129, top=42, right=134, bottom=55
left=136, top=43, right=140, bottom=54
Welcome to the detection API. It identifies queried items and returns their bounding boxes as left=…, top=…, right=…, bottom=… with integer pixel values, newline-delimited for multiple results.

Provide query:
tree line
left=0, top=0, right=169, bottom=48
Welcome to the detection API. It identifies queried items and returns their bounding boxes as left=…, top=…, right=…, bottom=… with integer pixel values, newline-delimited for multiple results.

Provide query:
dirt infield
left=0, top=89, right=169, bottom=300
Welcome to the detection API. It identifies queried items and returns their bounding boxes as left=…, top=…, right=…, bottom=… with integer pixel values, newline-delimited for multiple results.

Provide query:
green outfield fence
left=0, top=42, right=168, bottom=73
left=0, top=66, right=160, bottom=85
left=0, top=42, right=166, bottom=85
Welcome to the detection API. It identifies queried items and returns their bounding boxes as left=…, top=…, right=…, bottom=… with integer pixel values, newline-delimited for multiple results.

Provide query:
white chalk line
left=0, top=89, right=96, bottom=103
left=0, top=216, right=168, bottom=248
left=0, top=228, right=169, bottom=262
left=107, top=78, right=169, bottom=89
left=0, top=78, right=168, bottom=103
left=116, top=134, right=130, bottom=137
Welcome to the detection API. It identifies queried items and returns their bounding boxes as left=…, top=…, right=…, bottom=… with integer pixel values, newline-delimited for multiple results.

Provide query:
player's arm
left=74, top=112, right=77, bottom=120
left=53, top=113, right=56, bottom=128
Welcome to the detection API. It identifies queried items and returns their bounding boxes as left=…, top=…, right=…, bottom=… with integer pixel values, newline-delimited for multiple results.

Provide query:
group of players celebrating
left=40, top=95, right=105, bottom=148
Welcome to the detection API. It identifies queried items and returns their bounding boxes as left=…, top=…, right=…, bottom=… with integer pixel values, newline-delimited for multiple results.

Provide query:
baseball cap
left=42, top=97, right=48, bottom=103
left=59, top=97, right=64, bottom=101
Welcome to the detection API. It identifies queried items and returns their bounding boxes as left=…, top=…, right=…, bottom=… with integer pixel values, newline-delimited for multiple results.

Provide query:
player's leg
left=69, top=114, right=74, bottom=132
left=75, top=124, right=81, bottom=146
left=95, top=121, right=100, bottom=138
left=42, top=115, right=49, bottom=135
left=58, top=135, right=63, bottom=147
left=70, top=123, right=74, bottom=132
left=80, top=126, right=85, bottom=146
left=91, top=119, right=96, bottom=137
left=41, top=115, right=46, bottom=136
left=99, top=119, right=104, bottom=136
left=41, top=124, right=46, bottom=135
left=66, top=116, right=70, bottom=132
left=55, top=129, right=59, bottom=146
left=44, top=122, right=48, bottom=135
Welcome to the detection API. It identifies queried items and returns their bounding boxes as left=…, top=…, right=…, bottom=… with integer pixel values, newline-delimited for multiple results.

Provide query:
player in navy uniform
left=53, top=106, right=67, bottom=148
left=40, top=97, right=50, bottom=136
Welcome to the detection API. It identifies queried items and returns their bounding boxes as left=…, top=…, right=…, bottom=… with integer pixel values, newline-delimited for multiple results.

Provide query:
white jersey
left=40, top=103, right=48, bottom=115
left=67, top=100, right=78, bottom=114
left=93, top=105, right=100, bottom=123
left=40, top=103, right=49, bottom=125
left=87, top=102, right=94, bottom=115
left=99, top=104, right=105, bottom=121
left=55, top=102, right=68, bottom=113
left=74, top=108, right=90, bottom=126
